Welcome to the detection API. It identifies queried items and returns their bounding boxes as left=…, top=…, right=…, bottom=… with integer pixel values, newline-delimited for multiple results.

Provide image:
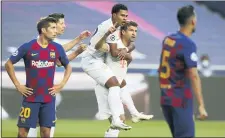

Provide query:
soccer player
left=4, top=17, right=72, bottom=138
left=27, top=13, right=91, bottom=137
left=158, top=5, right=208, bottom=137
left=95, top=21, right=153, bottom=137
left=81, top=4, right=134, bottom=130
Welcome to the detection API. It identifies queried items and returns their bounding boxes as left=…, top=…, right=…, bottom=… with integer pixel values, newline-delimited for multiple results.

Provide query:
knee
left=18, top=131, right=27, bottom=138
left=105, top=77, right=120, bottom=88
left=40, top=128, right=50, bottom=137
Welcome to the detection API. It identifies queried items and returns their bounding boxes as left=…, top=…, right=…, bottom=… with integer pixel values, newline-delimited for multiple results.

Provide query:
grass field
left=2, top=119, right=225, bottom=137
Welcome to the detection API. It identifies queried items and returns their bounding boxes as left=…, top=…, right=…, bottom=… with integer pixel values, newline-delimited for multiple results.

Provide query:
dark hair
left=48, top=13, right=64, bottom=22
left=121, top=21, right=138, bottom=32
left=111, top=3, right=128, bottom=14
left=37, top=17, right=57, bottom=34
left=177, top=5, right=195, bottom=26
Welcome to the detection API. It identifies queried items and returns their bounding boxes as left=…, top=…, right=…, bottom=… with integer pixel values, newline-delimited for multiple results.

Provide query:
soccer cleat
left=131, top=112, right=154, bottom=123
left=110, top=121, right=132, bottom=130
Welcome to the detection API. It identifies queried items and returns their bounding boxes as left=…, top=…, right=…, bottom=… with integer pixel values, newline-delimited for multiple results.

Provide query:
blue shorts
left=161, top=105, right=195, bottom=137
left=17, top=101, right=56, bottom=128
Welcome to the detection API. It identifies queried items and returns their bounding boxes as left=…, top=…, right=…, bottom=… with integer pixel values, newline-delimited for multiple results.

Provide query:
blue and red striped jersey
left=10, top=39, right=69, bottom=103
left=158, top=31, right=198, bottom=107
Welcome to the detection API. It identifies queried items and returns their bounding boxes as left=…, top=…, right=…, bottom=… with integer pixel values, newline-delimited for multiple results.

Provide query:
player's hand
left=117, top=48, right=128, bottom=60
left=106, top=22, right=118, bottom=36
left=16, top=85, right=33, bottom=97
left=76, top=43, right=87, bottom=55
left=79, top=30, right=91, bottom=40
left=48, top=84, right=64, bottom=96
left=197, top=106, right=208, bottom=120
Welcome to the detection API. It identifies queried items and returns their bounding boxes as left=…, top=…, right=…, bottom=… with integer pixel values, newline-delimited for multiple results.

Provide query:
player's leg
left=82, top=60, right=131, bottom=130
left=39, top=101, right=56, bottom=137
left=17, top=101, right=40, bottom=137
left=161, top=105, right=175, bottom=137
left=120, top=80, right=153, bottom=123
left=172, top=105, right=195, bottom=137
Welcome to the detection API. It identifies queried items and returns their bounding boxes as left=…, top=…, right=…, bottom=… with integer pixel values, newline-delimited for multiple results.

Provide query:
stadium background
left=1, top=1, right=225, bottom=137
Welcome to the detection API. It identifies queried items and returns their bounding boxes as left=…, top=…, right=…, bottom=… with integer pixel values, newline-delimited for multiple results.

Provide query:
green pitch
left=2, top=119, right=225, bottom=137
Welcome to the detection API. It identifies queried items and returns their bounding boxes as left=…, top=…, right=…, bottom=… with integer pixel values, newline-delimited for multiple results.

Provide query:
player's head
left=111, top=3, right=128, bottom=26
left=121, top=21, right=138, bottom=42
left=48, top=13, right=66, bottom=35
left=37, top=17, right=57, bottom=40
left=177, top=5, right=197, bottom=33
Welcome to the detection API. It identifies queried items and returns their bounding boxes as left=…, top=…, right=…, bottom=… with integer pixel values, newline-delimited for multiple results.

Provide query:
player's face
left=56, top=18, right=66, bottom=35
left=122, top=26, right=137, bottom=42
left=43, top=23, right=57, bottom=40
left=113, top=10, right=128, bottom=26
left=191, top=15, right=197, bottom=33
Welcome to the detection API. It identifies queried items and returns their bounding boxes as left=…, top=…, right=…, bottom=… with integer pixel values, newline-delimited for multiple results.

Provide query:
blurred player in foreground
left=5, top=17, right=72, bottom=137
left=27, top=13, right=91, bottom=137
left=158, top=5, right=208, bottom=137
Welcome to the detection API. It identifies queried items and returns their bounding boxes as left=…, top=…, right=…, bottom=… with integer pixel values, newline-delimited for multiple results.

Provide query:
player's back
left=106, top=39, right=128, bottom=84
left=158, top=31, right=197, bottom=107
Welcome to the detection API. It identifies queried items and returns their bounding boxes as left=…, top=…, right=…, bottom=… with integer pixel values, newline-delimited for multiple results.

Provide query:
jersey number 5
left=160, top=50, right=171, bottom=79
left=19, top=107, right=31, bottom=118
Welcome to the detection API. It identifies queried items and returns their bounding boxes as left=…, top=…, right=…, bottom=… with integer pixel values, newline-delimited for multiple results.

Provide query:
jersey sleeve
left=106, top=30, right=120, bottom=44
left=183, top=43, right=198, bottom=68
left=9, top=43, right=27, bottom=64
left=57, top=44, right=69, bottom=67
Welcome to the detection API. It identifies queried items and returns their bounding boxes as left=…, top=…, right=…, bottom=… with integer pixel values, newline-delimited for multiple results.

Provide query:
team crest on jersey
left=12, top=50, right=18, bottom=56
left=50, top=51, right=55, bottom=58
left=110, top=35, right=115, bottom=41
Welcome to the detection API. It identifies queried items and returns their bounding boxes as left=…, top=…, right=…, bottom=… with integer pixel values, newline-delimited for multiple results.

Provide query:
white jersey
left=82, top=18, right=120, bottom=61
left=106, top=39, right=128, bottom=84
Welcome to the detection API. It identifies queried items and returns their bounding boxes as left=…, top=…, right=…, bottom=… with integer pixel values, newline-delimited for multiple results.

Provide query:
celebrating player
left=81, top=3, right=135, bottom=130
left=158, top=5, right=208, bottom=137
left=5, top=17, right=72, bottom=137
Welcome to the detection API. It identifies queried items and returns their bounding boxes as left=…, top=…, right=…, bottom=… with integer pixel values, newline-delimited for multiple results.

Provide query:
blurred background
left=1, top=1, right=225, bottom=137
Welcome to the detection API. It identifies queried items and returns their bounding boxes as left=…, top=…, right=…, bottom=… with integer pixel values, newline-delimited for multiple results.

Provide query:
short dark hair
left=37, top=17, right=57, bottom=34
left=48, top=13, right=64, bottom=22
left=121, top=21, right=138, bottom=32
left=111, top=3, right=128, bottom=14
left=177, top=5, right=195, bottom=26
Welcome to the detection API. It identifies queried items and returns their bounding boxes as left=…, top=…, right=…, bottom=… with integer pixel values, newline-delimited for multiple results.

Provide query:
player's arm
left=62, top=30, right=91, bottom=52
left=56, top=43, right=87, bottom=67
left=184, top=44, right=207, bottom=119
left=49, top=45, right=72, bottom=95
left=109, top=43, right=132, bottom=61
left=5, top=44, right=33, bottom=97
left=95, top=27, right=116, bottom=51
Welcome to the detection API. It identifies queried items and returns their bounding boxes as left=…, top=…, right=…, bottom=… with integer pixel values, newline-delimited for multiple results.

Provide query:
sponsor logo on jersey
left=31, top=60, right=54, bottom=68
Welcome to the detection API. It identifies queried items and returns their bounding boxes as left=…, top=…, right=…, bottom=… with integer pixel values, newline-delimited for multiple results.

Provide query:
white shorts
left=81, top=55, right=115, bottom=86
left=94, top=84, right=124, bottom=120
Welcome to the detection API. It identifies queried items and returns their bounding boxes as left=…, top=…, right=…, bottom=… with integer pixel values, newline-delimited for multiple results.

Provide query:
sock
left=120, top=86, right=140, bottom=116
left=108, top=86, right=124, bottom=123
left=104, top=128, right=120, bottom=137
left=27, top=127, right=38, bottom=137
left=50, top=127, right=55, bottom=138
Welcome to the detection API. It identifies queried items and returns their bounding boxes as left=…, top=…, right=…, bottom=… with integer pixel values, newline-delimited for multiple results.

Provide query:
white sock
left=27, top=127, right=38, bottom=137
left=104, top=128, right=120, bottom=137
left=120, top=86, right=140, bottom=116
left=50, top=127, right=55, bottom=138
left=108, top=86, right=124, bottom=123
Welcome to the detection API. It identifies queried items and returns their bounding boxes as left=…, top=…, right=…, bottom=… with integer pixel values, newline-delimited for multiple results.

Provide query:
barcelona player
left=158, top=5, right=208, bottom=137
left=5, top=17, right=72, bottom=137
